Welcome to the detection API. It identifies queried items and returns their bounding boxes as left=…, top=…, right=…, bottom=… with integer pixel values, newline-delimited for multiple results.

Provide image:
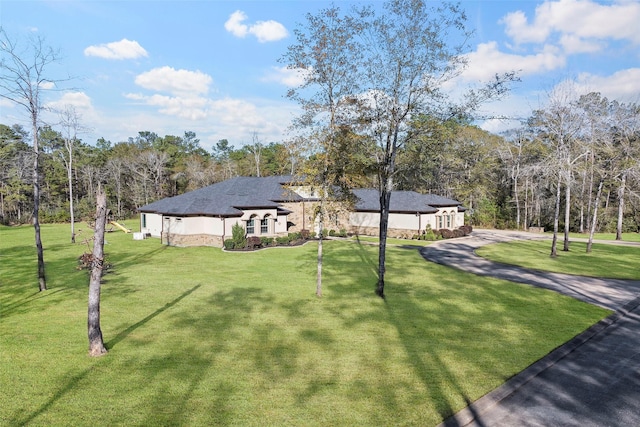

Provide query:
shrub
left=231, top=223, right=246, bottom=249
left=288, top=232, right=301, bottom=241
left=276, top=236, right=290, bottom=245
left=300, top=229, right=310, bottom=240
left=247, top=236, right=262, bottom=249
left=260, top=237, right=274, bottom=247
left=439, top=229, right=454, bottom=239
left=223, top=239, right=236, bottom=250
left=309, top=231, right=317, bottom=239
left=338, top=228, right=348, bottom=237
left=452, top=229, right=465, bottom=238
left=422, top=224, right=438, bottom=241
left=328, top=229, right=336, bottom=237
left=459, top=225, right=473, bottom=235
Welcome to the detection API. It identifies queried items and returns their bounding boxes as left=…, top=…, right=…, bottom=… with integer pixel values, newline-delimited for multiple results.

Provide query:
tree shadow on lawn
left=0, top=243, right=88, bottom=318
left=323, top=241, right=597, bottom=425
left=122, top=286, right=290, bottom=426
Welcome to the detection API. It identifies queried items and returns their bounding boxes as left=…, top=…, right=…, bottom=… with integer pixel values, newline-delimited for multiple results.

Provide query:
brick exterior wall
left=280, top=201, right=318, bottom=232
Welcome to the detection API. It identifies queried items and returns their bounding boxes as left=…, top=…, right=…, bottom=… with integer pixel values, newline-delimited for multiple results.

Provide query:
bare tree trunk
left=616, top=173, right=626, bottom=240
left=514, top=165, right=520, bottom=229
left=586, top=151, right=595, bottom=231
left=587, top=179, right=604, bottom=253
left=523, top=177, right=529, bottom=230
left=579, top=167, right=586, bottom=233
left=67, top=150, right=75, bottom=243
left=551, top=174, right=562, bottom=258
left=563, top=172, right=571, bottom=251
left=376, top=174, right=392, bottom=299
left=88, top=187, right=108, bottom=357
left=32, top=119, right=46, bottom=291
left=316, top=198, right=324, bottom=298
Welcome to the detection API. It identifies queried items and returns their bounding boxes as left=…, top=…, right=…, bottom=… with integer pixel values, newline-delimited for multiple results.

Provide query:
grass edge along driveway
left=0, top=223, right=609, bottom=426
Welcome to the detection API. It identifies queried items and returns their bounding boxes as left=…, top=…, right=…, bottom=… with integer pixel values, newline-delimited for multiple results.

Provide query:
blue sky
left=2, top=0, right=639, bottom=150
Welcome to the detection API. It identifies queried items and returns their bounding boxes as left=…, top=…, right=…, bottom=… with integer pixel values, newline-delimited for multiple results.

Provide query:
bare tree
left=529, top=82, right=586, bottom=256
left=0, top=29, right=66, bottom=291
left=105, top=157, right=125, bottom=218
left=247, top=132, right=263, bottom=177
left=57, top=105, right=88, bottom=243
left=88, top=186, right=108, bottom=357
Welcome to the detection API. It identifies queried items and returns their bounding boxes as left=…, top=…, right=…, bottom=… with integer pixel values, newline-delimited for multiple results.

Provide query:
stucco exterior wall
left=349, top=212, right=422, bottom=231
left=141, top=212, right=163, bottom=237
left=349, top=208, right=465, bottom=237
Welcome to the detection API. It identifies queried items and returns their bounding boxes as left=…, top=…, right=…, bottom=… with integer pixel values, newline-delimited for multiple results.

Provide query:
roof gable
left=352, top=189, right=461, bottom=213
left=139, top=177, right=463, bottom=217
left=139, top=175, right=301, bottom=216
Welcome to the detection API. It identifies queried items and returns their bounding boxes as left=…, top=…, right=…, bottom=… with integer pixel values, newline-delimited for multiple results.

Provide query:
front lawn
left=0, top=222, right=608, bottom=426
left=476, top=240, right=640, bottom=280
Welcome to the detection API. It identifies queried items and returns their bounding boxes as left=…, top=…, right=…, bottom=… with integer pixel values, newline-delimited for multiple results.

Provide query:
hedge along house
left=139, top=175, right=466, bottom=247
left=139, top=176, right=309, bottom=247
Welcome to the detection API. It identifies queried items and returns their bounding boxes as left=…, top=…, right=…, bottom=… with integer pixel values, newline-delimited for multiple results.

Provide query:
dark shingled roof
left=139, top=175, right=301, bottom=216
left=352, top=189, right=461, bottom=213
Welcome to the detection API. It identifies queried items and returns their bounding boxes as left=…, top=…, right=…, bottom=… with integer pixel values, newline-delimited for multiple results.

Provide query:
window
left=246, top=218, right=255, bottom=234
left=142, top=214, right=146, bottom=228
left=446, top=214, right=451, bottom=228
left=261, top=218, right=269, bottom=234
left=438, top=215, right=443, bottom=229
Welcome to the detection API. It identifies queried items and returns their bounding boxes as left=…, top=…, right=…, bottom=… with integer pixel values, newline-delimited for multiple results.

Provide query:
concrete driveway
left=420, top=229, right=640, bottom=427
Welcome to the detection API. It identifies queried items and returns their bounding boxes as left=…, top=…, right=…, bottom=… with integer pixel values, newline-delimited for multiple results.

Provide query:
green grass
left=476, top=240, right=640, bottom=280
left=350, top=235, right=434, bottom=247
left=567, top=231, right=640, bottom=242
left=1, top=222, right=609, bottom=426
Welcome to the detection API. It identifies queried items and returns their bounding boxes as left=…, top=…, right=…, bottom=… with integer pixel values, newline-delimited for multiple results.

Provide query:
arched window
left=450, top=210, right=456, bottom=228
left=261, top=214, right=271, bottom=234
left=246, top=214, right=258, bottom=234
left=446, top=212, right=451, bottom=228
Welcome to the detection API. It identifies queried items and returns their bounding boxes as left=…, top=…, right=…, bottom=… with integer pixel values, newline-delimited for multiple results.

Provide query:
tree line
left=0, top=125, right=303, bottom=226
left=2, top=88, right=638, bottom=239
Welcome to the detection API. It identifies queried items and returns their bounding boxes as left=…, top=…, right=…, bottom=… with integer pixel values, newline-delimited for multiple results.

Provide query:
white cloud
left=460, top=41, right=565, bottom=82
left=574, top=68, right=640, bottom=102
left=262, top=66, right=309, bottom=87
left=119, top=93, right=295, bottom=148
left=40, top=81, right=56, bottom=90
left=224, top=10, right=288, bottom=43
left=84, top=38, right=148, bottom=60
left=46, top=91, right=93, bottom=111
left=134, top=66, right=212, bottom=95
left=125, top=93, right=210, bottom=120
left=224, top=10, right=249, bottom=38
left=559, top=34, right=604, bottom=55
left=249, top=20, right=288, bottom=43
left=501, top=0, right=640, bottom=48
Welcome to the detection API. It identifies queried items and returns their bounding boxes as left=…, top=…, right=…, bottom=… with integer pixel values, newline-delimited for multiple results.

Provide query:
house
left=348, top=189, right=465, bottom=238
left=138, top=175, right=465, bottom=247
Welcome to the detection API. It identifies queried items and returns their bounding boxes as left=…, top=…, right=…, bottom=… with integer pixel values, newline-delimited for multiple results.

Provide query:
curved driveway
left=421, top=229, right=640, bottom=427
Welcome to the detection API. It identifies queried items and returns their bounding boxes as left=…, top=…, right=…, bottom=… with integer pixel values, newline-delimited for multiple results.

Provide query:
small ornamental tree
left=231, top=222, right=246, bottom=249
